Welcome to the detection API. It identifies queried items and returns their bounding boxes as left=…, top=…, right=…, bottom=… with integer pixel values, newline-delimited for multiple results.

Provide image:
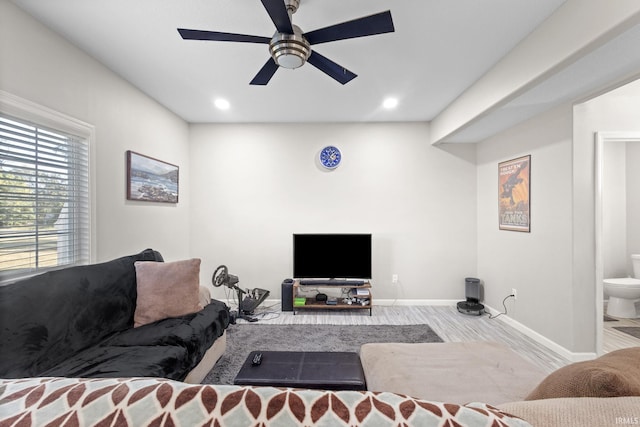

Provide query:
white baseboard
left=482, top=304, right=596, bottom=363
left=375, top=299, right=461, bottom=306
left=265, top=298, right=462, bottom=307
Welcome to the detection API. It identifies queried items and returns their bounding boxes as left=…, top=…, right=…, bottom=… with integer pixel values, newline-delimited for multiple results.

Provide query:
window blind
left=0, top=113, right=90, bottom=283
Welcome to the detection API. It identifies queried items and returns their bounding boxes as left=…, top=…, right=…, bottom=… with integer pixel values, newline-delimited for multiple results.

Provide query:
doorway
left=595, top=132, right=640, bottom=354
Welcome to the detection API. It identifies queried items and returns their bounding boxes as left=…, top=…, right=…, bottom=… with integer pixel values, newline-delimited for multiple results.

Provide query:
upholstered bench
left=360, top=341, right=548, bottom=405
left=234, top=351, right=367, bottom=391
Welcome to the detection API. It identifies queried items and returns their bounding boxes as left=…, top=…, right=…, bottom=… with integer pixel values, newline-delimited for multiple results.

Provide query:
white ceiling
left=10, top=0, right=640, bottom=142
left=10, top=0, right=567, bottom=122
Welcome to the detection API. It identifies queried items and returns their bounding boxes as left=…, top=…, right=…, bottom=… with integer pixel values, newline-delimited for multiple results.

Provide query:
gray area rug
left=202, top=323, right=442, bottom=385
left=613, top=326, right=640, bottom=339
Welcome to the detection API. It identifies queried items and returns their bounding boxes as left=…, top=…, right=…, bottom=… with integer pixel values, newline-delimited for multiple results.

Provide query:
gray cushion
left=360, top=341, right=548, bottom=405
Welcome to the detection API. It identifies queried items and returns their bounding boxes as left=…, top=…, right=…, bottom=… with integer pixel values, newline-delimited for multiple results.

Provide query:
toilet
left=604, top=254, right=640, bottom=318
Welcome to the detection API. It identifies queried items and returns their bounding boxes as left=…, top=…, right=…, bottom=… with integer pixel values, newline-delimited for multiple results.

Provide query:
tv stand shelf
left=292, top=280, right=372, bottom=316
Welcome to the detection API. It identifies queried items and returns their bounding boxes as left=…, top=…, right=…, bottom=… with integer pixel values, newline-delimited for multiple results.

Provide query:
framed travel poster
left=126, top=151, right=179, bottom=203
left=498, top=155, right=530, bottom=232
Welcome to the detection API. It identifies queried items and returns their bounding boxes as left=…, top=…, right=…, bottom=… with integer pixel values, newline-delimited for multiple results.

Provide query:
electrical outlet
left=392, top=274, right=398, bottom=284
left=511, top=288, right=517, bottom=300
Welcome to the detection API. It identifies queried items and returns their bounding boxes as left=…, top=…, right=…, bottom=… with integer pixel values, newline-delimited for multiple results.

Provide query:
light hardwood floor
left=245, top=303, right=571, bottom=374
left=603, top=305, right=640, bottom=353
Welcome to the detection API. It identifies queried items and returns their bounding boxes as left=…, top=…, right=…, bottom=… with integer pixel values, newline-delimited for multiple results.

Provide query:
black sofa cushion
left=108, top=300, right=229, bottom=352
left=0, top=249, right=163, bottom=378
left=39, top=345, right=189, bottom=380
left=40, top=300, right=230, bottom=381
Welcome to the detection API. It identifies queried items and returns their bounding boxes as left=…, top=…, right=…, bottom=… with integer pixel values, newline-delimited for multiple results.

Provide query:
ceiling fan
left=177, top=0, right=394, bottom=85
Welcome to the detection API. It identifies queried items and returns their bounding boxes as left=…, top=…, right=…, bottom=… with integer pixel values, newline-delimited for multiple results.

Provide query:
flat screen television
left=293, top=233, right=372, bottom=279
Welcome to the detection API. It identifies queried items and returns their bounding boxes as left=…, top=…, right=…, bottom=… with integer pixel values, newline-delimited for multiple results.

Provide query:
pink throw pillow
left=133, top=258, right=203, bottom=328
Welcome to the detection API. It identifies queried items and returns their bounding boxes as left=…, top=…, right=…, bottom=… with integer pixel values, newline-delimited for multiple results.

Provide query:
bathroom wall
left=600, top=139, right=640, bottom=279
left=626, top=142, right=640, bottom=272
left=602, top=142, right=627, bottom=279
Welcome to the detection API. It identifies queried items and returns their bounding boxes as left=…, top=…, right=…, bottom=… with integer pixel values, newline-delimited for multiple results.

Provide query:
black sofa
left=0, top=249, right=230, bottom=381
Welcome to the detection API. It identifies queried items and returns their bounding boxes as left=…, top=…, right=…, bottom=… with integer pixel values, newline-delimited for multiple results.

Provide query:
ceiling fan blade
left=260, top=0, right=294, bottom=34
left=304, top=10, right=394, bottom=45
left=307, top=51, right=357, bottom=85
left=178, top=28, right=270, bottom=44
left=250, top=58, right=279, bottom=85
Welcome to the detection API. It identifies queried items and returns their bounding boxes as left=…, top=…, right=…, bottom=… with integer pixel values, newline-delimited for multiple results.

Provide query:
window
left=0, top=93, right=92, bottom=284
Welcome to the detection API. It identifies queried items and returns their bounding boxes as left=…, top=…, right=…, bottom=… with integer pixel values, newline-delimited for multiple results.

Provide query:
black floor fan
left=212, top=265, right=270, bottom=322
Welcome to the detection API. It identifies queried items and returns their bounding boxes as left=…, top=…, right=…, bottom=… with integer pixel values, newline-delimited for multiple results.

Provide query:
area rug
left=202, top=323, right=442, bottom=385
left=613, top=326, right=640, bottom=339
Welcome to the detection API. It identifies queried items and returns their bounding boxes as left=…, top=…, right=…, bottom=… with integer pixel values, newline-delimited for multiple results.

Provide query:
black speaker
left=281, top=279, right=294, bottom=312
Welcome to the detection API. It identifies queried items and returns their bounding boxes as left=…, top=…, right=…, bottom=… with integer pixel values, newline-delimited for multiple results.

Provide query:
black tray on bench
left=233, top=351, right=366, bottom=391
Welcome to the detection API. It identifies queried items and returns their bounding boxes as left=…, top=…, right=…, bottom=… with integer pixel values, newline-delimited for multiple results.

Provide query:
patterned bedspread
left=0, top=377, right=532, bottom=426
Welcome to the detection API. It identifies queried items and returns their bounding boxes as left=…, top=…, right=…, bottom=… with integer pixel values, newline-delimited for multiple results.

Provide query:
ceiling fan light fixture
left=269, top=25, right=311, bottom=69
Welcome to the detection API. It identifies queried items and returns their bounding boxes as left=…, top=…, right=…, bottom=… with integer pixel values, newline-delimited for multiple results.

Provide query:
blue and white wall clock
left=319, top=145, right=342, bottom=169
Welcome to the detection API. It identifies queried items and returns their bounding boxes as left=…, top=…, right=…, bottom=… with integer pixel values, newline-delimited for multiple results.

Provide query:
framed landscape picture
left=126, top=151, right=179, bottom=203
left=498, top=155, right=530, bottom=232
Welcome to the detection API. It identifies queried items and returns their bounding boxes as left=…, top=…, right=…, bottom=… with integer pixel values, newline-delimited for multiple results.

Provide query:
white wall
left=189, top=123, right=478, bottom=301
left=572, top=78, right=640, bottom=352
left=0, top=1, right=477, bottom=305
left=476, top=79, right=640, bottom=354
left=0, top=1, right=191, bottom=262
left=477, top=104, right=575, bottom=349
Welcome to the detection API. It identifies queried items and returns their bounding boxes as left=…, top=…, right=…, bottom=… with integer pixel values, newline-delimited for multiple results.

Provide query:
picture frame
left=126, top=151, right=179, bottom=203
left=498, top=155, right=530, bottom=232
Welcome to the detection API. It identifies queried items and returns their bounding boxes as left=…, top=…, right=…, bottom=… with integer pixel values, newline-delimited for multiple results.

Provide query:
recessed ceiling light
left=214, top=98, right=230, bottom=110
left=383, top=97, right=398, bottom=109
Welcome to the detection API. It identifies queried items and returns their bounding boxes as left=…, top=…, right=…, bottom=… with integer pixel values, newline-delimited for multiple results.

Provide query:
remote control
left=252, top=352, right=263, bottom=366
